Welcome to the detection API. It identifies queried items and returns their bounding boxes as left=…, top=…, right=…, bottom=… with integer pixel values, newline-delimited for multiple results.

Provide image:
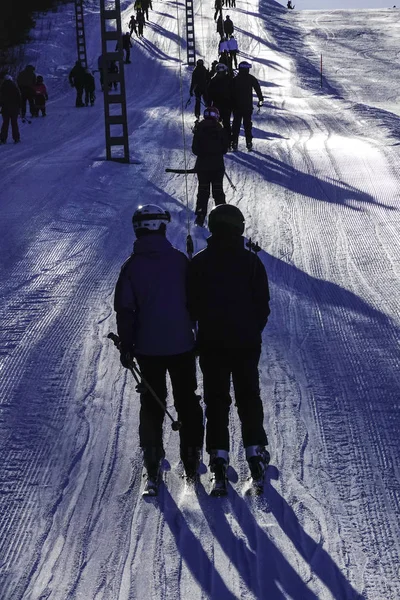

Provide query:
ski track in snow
left=0, top=1, right=399, bottom=599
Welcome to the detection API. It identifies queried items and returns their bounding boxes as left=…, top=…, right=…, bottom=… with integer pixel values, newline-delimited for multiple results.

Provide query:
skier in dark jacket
left=0, top=73, right=21, bottom=144
left=231, top=61, right=263, bottom=151
left=84, top=69, right=96, bottom=106
left=114, top=204, right=204, bottom=489
left=136, top=10, right=146, bottom=37
left=187, top=204, right=271, bottom=494
left=32, top=75, right=48, bottom=116
left=214, top=0, right=223, bottom=21
left=69, top=60, right=86, bottom=107
left=116, top=32, right=133, bottom=63
left=189, top=59, right=209, bottom=120
left=207, top=63, right=232, bottom=138
left=17, top=64, right=36, bottom=118
left=129, top=14, right=138, bottom=36
left=224, top=15, right=234, bottom=38
left=192, top=106, right=229, bottom=226
left=216, top=15, right=224, bottom=39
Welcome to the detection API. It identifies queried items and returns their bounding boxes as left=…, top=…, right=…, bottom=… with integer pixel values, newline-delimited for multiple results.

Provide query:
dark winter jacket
left=231, top=71, right=263, bottom=112
left=114, top=234, right=195, bottom=356
left=0, top=76, right=21, bottom=112
left=207, top=73, right=232, bottom=109
left=190, top=64, right=209, bottom=95
left=122, top=33, right=133, bottom=50
left=33, top=82, right=48, bottom=106
left=187, top=234, right=270, bottom=351
left=192, top=119, right=229, bottom=171
left=216, top=16, right=224, bottom=36
left=17, top=66, right=36, bottom=90
left=69, top=62, right=86, bottom=87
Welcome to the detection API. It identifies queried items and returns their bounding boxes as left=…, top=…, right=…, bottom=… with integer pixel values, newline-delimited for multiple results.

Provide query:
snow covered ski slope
left=0, top=0, right=399, bottom=598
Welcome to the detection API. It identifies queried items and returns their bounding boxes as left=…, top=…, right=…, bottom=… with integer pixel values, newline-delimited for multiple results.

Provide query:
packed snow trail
left=0, top=1, right=399, bottom=599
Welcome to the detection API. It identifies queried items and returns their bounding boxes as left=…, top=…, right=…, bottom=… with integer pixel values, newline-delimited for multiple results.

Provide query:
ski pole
left=107, top=332, right=182, bottom=431
left=185, top=97, right=191, bottom=108
left=224, top=170, right=236, bottom=191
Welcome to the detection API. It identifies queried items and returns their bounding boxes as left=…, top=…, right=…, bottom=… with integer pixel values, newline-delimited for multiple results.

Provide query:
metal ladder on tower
left=185, top=0, right=196, bottom=66
left=99, top=0, right=130, bottom=163
left=74, top=0, right=88, bottom=68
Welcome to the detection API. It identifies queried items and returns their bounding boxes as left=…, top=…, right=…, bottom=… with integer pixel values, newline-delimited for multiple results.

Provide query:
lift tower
left=74, top=0, right=88, bottom=67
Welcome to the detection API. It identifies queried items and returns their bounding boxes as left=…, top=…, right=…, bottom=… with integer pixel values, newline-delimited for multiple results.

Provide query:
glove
left=120, top=350, right=134, bottom=369
left=257, top=100, right=263, bottom=108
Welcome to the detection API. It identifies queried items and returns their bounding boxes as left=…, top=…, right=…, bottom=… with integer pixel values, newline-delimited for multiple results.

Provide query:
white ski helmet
left=215, top=63, right=228, bottom=73
left=132, top=204, right=171, bottom=233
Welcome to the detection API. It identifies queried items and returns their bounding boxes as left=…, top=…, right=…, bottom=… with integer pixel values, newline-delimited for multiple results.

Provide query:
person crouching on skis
left=113, top=205, right=204, bottom=489
left=192, top=106, right=229, bottom=227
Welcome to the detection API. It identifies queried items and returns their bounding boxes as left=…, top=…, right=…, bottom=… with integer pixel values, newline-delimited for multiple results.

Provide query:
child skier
left=32, top=75, right=48, bottom=117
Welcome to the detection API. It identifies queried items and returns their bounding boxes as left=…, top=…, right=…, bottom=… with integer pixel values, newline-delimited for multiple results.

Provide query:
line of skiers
left=68, top=60, right=96, bottom=107
left=0, top=66, right=50, bottom=144
left=114, top=202, right=271, bottom=495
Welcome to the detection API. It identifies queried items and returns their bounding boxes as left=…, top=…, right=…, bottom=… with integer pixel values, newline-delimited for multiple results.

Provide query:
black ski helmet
left=208, top=204, right=245, bottom=235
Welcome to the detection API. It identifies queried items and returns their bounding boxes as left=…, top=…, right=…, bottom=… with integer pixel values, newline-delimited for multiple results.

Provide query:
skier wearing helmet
left=114, top=204, right=204, bottom=492
left=187, top=204, right=271, bottom=496
left=192, top=106, right=230, bottom=227
left=231, top=61, right=263, bottom=151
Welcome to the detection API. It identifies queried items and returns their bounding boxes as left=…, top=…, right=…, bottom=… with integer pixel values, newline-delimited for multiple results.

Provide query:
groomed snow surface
left=0, top=1, right=399, bottom=598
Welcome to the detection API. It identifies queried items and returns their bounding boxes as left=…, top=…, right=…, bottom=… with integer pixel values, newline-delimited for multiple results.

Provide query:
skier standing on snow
left=84, top=69, right=96, bottom=106
left=0, top=72, right=21, bottom=144
left=114, top=205, right=204, bottom=490
left=68, top=60, right=86, bottom=107
left=17, top=64, right=36, bottom=119
left=128, top=14, right=138, bottom=37
left=216, top=15, right=224, bottom=39
left=214, top=0, right=223, bottom=21
left=187, top=204, right=271, bottom=495
left=231, top=61, right=263, bottom=151
left=207, top=63, right=233, bottom=139
left=116, top=32, right=133, bottom=64
left=227, top=35, right=239, bottom=69
left=192, top=106, right=229, bottom=227
left=189, top=59, right=209, bottom=121
left=136, top=10, right=146, bottom=37
left=223, top=15, right=234, bottom=38
left=32, top=75, right=48, bottom=116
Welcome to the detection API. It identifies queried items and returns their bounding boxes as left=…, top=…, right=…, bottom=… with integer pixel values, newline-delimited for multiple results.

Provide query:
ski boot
left=209, top=449, right=229, bottom=497
left=142, top=446, right=165, bottom=496
left=181, top=446, right=201, bottom=484
left=246, top=141, right=253, bottom=151
left=245, top=445, right=270, bottom=494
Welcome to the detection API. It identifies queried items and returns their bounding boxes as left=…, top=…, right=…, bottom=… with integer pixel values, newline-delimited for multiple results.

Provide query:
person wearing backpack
left=191, top=106, right=229, bottom=227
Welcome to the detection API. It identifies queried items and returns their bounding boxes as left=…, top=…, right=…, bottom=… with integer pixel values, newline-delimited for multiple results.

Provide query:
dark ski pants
left=75, top=86, right=84, bottom=107
left=195, top=169, right=226, bottom=216
left=232, top=108, right=253, bottom=145
left=199, top=348, right=268, bottom=453
left=20, top=87, right=35, bottom=118
left=84, top=90, right=95, bottom=106
left=136, top=351, right=204, bottom=455
left=194, top=90, right=207, bottom=119
left=1, top=109, right=20, bottom=143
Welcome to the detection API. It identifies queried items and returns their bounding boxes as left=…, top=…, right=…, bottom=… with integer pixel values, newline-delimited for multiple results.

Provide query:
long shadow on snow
left=195, top=467, right=363, bottom=599
left=228, top=151, right=396, bottom=211
left=159, top=485, right=238, bottom=599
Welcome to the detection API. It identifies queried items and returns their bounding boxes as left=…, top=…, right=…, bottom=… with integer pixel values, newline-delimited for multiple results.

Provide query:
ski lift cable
left=175, top=0, right=193, bottom=254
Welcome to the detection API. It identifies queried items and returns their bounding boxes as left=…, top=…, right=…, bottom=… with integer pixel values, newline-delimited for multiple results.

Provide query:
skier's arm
left=114, top=263, right=137, bottom=354
left=252, top=256, right=270, bottom=330
left=252, top=76, right=264, bottom=103
left=191, top=130, right=200, bottom=155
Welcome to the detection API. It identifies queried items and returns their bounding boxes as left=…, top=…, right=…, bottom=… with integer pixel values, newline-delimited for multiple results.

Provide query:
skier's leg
left=211, top=169, right=226, bottom=206
left=220, top=105, right=232, bottom=138
left=167, top=351, right=204, bottom=473
left=194, top=92, right=201, bottom=119
left=231, top=348, right=268, bottom=449
left=195, top=171, right=211, bottom=224
left=231, top=109, right=242, bottom=148
left=136, top=355, right=167, bottom=453
left=199, top=350, right=232, bottom=453
left=243, top=109, right=253, bottom=146
left=0, top=111, right=10, bottom=142
left=11, top=111, right=20, bottom=142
